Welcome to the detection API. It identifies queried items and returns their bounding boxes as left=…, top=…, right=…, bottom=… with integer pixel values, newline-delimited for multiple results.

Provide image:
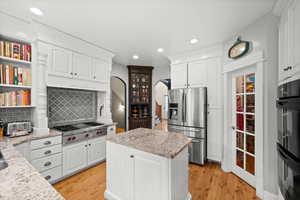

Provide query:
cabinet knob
left=44, top=150, right=52, bottom=155
left=75, top=73, right=78, bottom=76
left=94, top=76, right=96, bottom=79
left=70, top=72, right=73, bottom=75
left=45, top=175, right=52, bottom=181
left=89, top=144, right=91, bottom=146
left=44, top=141, right=51, bottom=145
left=44, top=161, right=52, bottom=167
left=130, top=155, right=134, bottom=158
left=85, top=145, right=88, bottom=147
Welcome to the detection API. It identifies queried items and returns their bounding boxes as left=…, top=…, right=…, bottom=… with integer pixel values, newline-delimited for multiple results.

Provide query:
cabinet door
left=87, top=137, right=106, bottom=165
left=290, top=0, right=300, bottom=74
left=131, top=151, right=163, bottom=200
left=207, top=109, right=222, bottom=162
left=63, top=141, right=87, bottom=176
left=92, top=58, right=109, bottom=83
left=171, top=63, right=187, bottom=89
left=188, top=61, right=207, bottom=87
left=50, top=47, right=73, bottom=78
left=73, top=53, right=93, bottom=81
left=207, top=58, right=222, bottom=108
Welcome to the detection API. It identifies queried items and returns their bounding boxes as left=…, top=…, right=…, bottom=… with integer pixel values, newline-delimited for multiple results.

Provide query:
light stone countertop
left=106, top=128, right=191, bottom=158
left=0, top=130, right=64, bottom=200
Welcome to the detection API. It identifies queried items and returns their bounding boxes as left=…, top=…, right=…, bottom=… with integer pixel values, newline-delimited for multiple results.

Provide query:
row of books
left=0, top=41, right=31, bottom=62
left=0, top=90, right=31, bottom=107
left=0, top=64, right=32, bottom=86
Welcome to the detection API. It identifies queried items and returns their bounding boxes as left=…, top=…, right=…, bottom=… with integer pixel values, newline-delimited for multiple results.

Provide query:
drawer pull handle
left=44, top=161, right=52, bottom=167
left=44, top=141, right=52, bottom=145
left=44, top=150, right=52, bottom=155
left=45, top=175, right=52, bottom=180
left=130, top=155, right=134, bottom=158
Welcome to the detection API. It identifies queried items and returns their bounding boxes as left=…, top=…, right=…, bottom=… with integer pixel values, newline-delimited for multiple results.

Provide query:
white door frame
left=222, top=51, right=264, bottom=199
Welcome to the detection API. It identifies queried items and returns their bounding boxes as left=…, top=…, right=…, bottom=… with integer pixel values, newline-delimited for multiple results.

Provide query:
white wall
left=154, top=82, right=168, bottom=119
left=223, top=13, right=279, bottom=195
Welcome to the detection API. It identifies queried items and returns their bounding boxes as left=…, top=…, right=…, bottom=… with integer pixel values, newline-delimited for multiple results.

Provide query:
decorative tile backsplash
left=47, top=87, right=97, bottom=127
left=0, top=108, right=33, bottom=123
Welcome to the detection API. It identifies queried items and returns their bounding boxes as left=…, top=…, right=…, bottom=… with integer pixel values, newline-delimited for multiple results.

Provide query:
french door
left=232, top=69, right=256, bottom=187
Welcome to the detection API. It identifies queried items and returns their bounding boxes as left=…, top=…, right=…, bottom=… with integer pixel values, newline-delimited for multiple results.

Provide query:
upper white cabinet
left=50, top=47, right=73, bottom=78
left=278, top=0, right=300, bottom=83
left=188, top=61, right=207, bottom=87
left=92, top=58, right=109, bottom=83
left=73, top=53, right=93, bottom=81
left=44, top=42, right=111, bottom=91
left=170, top=63, right=188, bottom=88
left=171, top=57, right=222, bottom=108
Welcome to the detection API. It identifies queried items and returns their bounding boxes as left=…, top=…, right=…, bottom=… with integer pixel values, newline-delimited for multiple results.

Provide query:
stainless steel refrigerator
left=168, top=87, right=207, bottom=165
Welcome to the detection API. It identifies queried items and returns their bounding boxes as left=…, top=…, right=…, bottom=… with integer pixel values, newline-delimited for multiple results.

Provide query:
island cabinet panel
left=105, top=141, right=190, bottom=200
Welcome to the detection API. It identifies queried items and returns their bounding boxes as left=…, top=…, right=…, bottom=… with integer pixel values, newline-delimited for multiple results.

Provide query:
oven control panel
left=62, top=127, right=107, bottom=145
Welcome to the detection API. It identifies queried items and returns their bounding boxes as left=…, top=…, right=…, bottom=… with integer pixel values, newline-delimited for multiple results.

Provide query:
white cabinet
left=63, top=137, right=106, bottom=176
left=92, top=58, right=109, bottom=83
left=171, top=58, right=222, bottom=108
left=73, top=53, right=93, bottom=81
left=132, top=151, right=164, bottom=200
left=188, top=61, right=207, bottom=87
left=87, top=137, right=106, bottom=165
left=171, top=63, right=188, bottom=88
left=107, top=125, right=116, bottom=136
left=105, top=141, right=190, bottom=200
left=63, top=141, right=88, bottom=176
left=207, top=109, right=222, bottom=162
left=278, top=0, right=300, bottom=83
left=50, top=47, right=73, bottom=78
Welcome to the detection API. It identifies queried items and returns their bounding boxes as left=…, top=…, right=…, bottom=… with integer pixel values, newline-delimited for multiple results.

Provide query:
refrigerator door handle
left=182, top=92, right=185, bottom=122
left=184, top=93, right=187, bottom=122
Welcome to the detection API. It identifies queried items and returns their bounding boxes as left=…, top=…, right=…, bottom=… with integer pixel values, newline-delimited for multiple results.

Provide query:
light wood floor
left=54, top=162, right=259, bottom=200
left=54, top=121, right=260, bottom=200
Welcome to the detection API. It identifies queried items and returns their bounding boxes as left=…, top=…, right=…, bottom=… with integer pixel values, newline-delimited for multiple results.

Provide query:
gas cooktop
left=53, top=125, right=79, bottom=132
left=53, top=122, right=105, bottom=132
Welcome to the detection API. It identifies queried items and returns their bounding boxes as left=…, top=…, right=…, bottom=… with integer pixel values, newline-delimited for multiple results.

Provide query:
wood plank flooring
left=54, top=162, right=259, bottom=200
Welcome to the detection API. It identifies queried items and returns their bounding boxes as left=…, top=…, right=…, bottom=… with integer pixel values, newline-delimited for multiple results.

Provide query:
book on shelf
left=0, top=40, right=31, bottom=62
left=0, top=89, right=31, bottom=106
left=0, top=64, right=31, bottom=86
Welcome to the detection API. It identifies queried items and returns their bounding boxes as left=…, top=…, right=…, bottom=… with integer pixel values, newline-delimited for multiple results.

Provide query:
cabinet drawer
left=41, top=166, right=62, bottom=184
left=31, top=144, right=62, bottom=160
left=31, top=153, right=62, bottom=172
left=31, top=136, right=62, bottom=150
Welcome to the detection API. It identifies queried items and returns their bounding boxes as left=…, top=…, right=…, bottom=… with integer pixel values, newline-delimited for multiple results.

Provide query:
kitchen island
left=105, top=128, right=192, bottom=200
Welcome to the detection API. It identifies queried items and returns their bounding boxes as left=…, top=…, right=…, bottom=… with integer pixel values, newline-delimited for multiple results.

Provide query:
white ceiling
left=1, top=0, right=276, bottom=68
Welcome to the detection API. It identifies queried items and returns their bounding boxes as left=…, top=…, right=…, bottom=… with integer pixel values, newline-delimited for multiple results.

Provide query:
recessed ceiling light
left=132, top=54, right=139, bottom=60
left=190, top=38, right=199, bottom=44
left=30, top=7, right=44, bottom=16
left=157, top=48, right=164, bottom=53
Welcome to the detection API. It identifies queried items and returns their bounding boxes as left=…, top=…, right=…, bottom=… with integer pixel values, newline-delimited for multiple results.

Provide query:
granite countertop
left=0, top=138, right=64, bottom=200
left=2, top=129, right=62, bottom=146
left=106, top=128, right=191, bottom=158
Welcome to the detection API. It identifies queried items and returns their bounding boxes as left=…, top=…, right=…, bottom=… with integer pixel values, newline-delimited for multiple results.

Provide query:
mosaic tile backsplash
left=48, top=87, right=97, bottom=127
left=0, top=108, right=33, bottom=123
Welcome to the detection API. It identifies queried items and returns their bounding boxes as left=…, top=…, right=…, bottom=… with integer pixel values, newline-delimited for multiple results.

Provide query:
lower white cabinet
left=207, top=108, right=223, bottom=162
left=88, top=137, right=106, bottom=166
left=63, top=141, right=88, bottom=176
left=41, top=166, right=62, bottom=184
left=106, top=141, right=190, bottom=200
left=63, top=136, right=106, bottom=176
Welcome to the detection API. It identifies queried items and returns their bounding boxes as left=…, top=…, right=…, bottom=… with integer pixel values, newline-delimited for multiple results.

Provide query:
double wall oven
left=277, top=79, right=300, bottom=200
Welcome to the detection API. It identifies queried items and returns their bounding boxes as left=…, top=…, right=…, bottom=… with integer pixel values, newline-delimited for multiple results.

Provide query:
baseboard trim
left=104, top=190, right=121, bottom=200
left=263, top=191, right=278, bottom=200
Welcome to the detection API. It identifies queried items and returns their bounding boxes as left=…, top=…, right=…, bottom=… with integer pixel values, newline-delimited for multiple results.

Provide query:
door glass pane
left=246, top=73, right=255, bottom=93
left=236, top=76, right=244, bottom=94
left=236, top=150, right=244, bottom=169
left=236, top=131, right=244, bottom=149
left=236, top=114, right=244, bottom=131
left=246, top=114, right=255, bottom=134
left=246, top=135, right=255, bottom=154
left=246, top=94, right=255, bottom=113
left=246, top=154, right=255, bottom=175
left=236, top=95, right=244, bottom=112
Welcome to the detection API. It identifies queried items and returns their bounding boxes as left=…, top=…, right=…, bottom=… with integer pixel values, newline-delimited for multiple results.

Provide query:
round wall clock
left=228, top=37, right=250, bottom=59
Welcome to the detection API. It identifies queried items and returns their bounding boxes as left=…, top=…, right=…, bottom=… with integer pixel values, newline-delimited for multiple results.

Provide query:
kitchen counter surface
left=1, top=129, right=62, bottom=146
left=0, top=140, right=64, bottom=200
left=106, top=128, right=191, bottom=158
